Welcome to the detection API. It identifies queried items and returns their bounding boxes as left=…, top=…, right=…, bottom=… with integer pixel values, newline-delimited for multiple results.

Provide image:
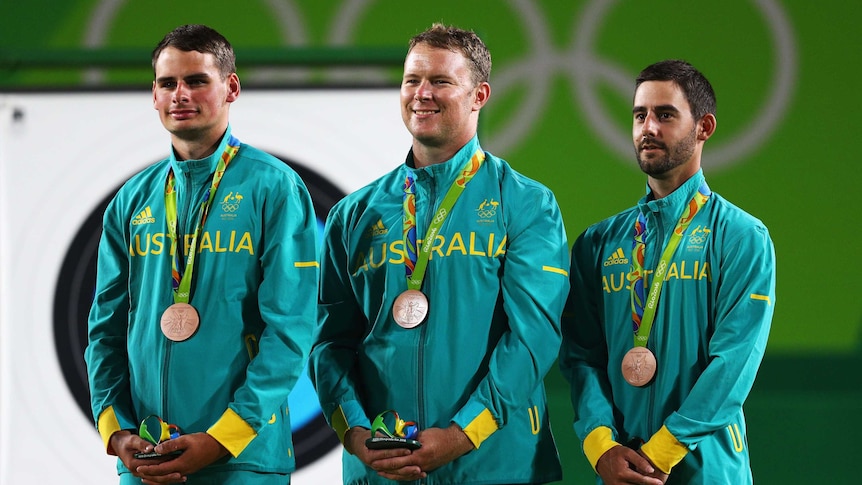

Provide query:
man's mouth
left=640, top=141, right=664, bottom=151
left=170, top=109, right=197, bottom=119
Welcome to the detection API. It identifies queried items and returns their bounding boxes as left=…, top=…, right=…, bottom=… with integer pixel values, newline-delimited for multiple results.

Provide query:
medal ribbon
left=165, top=135, right=240, bottom=304
left=402, top=175, right=418, bottom=279
left=629, top=182, right=710, bottom=347
left=403, top=149, right=485, bottom=290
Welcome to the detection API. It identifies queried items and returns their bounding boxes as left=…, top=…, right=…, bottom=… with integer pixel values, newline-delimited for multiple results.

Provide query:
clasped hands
left=596, top=444, right=669, bottom=485
left=111, top=429, right=229, bottom=484
left=345, top=424, right=474, bottom=482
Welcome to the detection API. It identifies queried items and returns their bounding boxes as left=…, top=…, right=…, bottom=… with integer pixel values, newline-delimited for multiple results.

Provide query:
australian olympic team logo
left=687, top=225, right=711, bottom=251
left=220, top=192, right=243, bottom=221
left=476, top=198, right=499, bottom=222
left=689, top=225, right=711, bottom=245
left=221, top=191, right=244, bottom=213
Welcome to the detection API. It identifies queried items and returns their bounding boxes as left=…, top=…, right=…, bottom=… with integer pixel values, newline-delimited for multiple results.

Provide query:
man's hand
left=637, top=449, right=669, bottom=484
left=343, top=424, right=474, bottom=481
left=400, top=424, right=474, bottom=474
left=344, top=427, right=423, bottom=481
left=595, top=445, right=666, bottom=485
left=110, top=430, right=179, bottom=480
left=134, top=432, right=229, bottom=484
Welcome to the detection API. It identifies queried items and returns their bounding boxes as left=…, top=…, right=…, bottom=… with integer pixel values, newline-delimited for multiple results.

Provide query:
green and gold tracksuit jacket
left=85, top=126, right=318, bottom=477
left=560, top=170, right=776, bottom=484
left=309, top=136, right=569, bottom=484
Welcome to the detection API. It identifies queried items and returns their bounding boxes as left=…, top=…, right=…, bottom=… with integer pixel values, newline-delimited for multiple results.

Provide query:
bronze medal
left=392, top=290, right=428, bottom=329
left=621, top=347, right=657, bottom=387
left=160, top=303, right=200, bottom=341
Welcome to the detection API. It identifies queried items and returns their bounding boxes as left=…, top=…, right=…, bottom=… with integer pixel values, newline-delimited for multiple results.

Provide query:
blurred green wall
left=3, top=1, right=859, bottom=483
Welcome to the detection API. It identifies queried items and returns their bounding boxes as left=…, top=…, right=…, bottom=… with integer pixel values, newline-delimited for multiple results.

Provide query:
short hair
left=635, top=60, right=716, bottom=120
left=408, top=23, right=492, bottom=86
left=152, top=24, right=236, bottom=80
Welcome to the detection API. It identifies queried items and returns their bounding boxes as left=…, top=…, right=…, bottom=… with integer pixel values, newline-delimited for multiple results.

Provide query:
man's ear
left=226, top=73, right=241, bottom=103
left=473, top=82, right=491, bottom=111
left=698, top=113, right=716, bottom=141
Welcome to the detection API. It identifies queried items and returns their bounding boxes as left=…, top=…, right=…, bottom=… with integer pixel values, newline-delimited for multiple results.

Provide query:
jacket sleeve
left=641, top=223, right=776, bottom=473
left=84, top=197, right=137, bottom=454
left=207, top=177, right=319, bottom=457
left=559, top=228, right=624, bottom=469
left=450, top=182, right=569, bottom=448
left=308, top=211, right=373, bottom=443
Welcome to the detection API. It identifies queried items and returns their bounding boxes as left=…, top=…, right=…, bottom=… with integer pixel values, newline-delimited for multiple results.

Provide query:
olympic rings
left=86, top=0, right=796, bottom=170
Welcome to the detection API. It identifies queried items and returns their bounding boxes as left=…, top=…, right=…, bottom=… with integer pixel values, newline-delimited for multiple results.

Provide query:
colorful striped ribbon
left=165, top=135, right=240, bottom=303
left=629, top=182, right=711, bottom=346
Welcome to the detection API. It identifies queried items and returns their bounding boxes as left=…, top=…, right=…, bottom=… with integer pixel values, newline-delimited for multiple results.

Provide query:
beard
left=635, top=127, right=697, bottom=177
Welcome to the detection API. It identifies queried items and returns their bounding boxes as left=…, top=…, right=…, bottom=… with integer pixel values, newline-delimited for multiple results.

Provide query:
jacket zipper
left=646, top=208, right=662, bottom=435
left=162, top=342, right=172, bottom=418
left=164, top=168, right=195, bottom=421
left=417, top=171, right=436, bottom=485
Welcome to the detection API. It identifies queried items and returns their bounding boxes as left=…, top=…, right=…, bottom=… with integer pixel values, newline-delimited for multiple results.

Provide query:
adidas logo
left=369, top=219, right=388, bottom=237
left=131, top=206, right=156, bottom=225
left=603, top=247, right=629, bottom=267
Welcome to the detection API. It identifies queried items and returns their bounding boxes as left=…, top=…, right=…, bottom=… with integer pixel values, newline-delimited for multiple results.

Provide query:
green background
left=3, top=1, right=859, bottom=483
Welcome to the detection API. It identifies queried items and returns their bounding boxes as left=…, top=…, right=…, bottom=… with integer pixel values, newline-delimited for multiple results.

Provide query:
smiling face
left=400, top=43, right=489, bottom=166
left=152, top=46, right=239, bottom=153
left=632, top=80, right=715, bottom=195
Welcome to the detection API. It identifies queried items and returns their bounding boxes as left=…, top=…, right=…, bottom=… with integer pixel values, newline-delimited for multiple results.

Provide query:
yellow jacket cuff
left=461, top=408, right=497, bottom=449
left=207, top=408, right=258, bottom=458
left=641, top=425, right=689, bottom=474
left=583, top=426, right=620, bottom=471
left=97, top=406, right=122, bottom=454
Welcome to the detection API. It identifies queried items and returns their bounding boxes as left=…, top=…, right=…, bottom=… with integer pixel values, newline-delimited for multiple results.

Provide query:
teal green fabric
left=85, top=126, right=318, bottom=475
left=560, top=170, right=776, bottom=484
left=310, top=136, right=569, bottom=484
